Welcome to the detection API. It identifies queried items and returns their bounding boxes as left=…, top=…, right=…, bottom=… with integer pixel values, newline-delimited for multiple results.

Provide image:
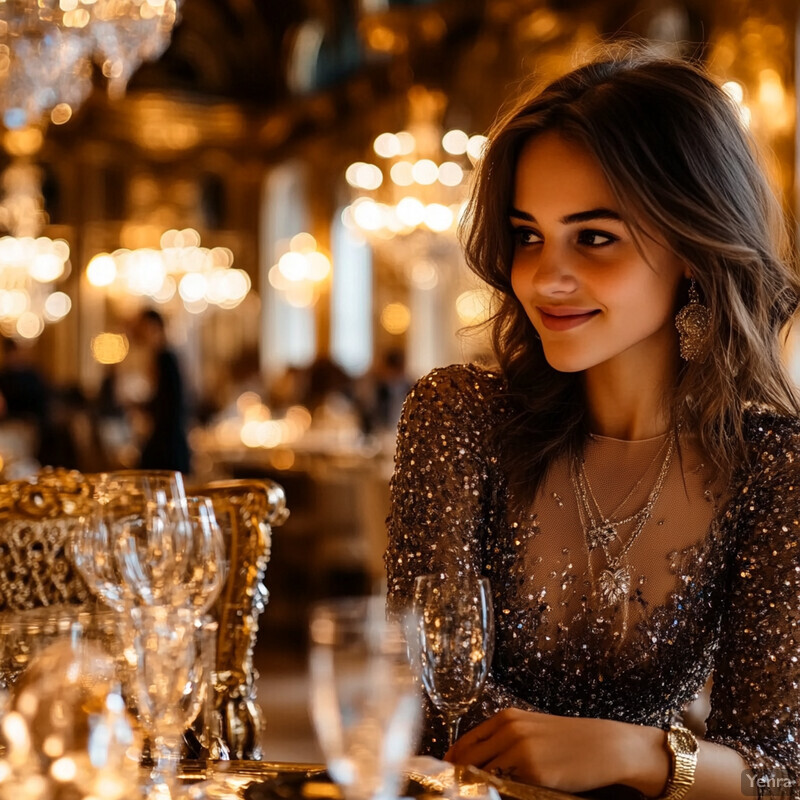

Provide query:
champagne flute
left=412, top=575, right=494, bottom=748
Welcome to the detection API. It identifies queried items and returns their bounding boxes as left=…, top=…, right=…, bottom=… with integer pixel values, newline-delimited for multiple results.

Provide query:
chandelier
left=267, top=232, right=331, bottom=309
left=342, top=86, right=487, bottom=241
left=0, top=0, right=181, bottom=129
left=86, top=228, right=251, bottom=314
left=0, top=161, right=71, bottom=339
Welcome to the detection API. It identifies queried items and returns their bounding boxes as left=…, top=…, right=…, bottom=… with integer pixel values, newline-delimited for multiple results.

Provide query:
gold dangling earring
left=675, top=278, right=711, bottom=362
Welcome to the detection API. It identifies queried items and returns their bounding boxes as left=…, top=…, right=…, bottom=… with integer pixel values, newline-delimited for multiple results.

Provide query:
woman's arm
left=385, top=365, right=492, bottom=614
left=699, top=420, right=800, bottom=799
left=446, top=708, right=751, bottom=798
left=627, top=724, right=749, bottom=799
left=385, top=366, right=537, bottom=751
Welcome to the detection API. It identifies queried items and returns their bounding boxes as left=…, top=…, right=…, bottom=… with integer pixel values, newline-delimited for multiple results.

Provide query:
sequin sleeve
left=385, top=365, right=491, bottom=602
left=704, top=416, right=800, bottom=800
left=385, top=364, right=536, bottom=753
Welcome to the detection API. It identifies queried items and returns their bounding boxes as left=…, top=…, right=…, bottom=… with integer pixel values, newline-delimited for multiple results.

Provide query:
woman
left=385, top=51, right=800, bottom=800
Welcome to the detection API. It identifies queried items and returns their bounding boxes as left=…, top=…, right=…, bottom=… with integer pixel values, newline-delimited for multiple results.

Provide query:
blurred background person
left=0, top=337, right=52, bottom=469
left=134, top=308, right=191, bottom=474
left=372, top=348, right=412, bottom=433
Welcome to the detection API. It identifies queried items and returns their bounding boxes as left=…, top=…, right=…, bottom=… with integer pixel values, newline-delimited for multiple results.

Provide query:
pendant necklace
left=571, top=432, right=676, bottom=636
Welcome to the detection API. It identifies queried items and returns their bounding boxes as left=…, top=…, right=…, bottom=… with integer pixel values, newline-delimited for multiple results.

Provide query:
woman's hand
left=444, top=708, right=670, bottom=796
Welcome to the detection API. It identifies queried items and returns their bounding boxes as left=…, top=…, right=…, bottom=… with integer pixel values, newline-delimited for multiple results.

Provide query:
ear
left=683, top=266, right=693, bottom=280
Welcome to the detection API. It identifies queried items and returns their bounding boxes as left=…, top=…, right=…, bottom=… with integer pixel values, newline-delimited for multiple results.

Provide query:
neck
left=583, top=358, right=676, bottom=441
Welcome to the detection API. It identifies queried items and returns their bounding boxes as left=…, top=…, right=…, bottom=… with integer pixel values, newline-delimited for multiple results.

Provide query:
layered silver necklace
left=571, top=432, right=676, bottom=634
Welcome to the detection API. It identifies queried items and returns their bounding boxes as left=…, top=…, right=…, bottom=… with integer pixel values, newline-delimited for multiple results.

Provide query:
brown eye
left=512, top=228, right=542, bottom=246
left=577, top=230, right=618, bottom=247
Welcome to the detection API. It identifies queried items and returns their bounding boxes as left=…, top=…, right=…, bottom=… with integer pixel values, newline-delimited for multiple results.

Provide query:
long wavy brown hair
left=461, top=49, right=800, bottom=501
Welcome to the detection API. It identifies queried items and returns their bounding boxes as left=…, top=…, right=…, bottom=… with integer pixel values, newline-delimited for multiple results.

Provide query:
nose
left=520, top=242, right=578, bottom=297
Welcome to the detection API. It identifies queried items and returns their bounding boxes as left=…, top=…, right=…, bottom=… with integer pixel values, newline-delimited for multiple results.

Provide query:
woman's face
left=509, top=131, right=687, bottom=377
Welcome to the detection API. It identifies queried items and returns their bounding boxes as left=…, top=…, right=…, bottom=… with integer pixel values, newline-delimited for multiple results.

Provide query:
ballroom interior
left=0, top=0, right=798, bottom=776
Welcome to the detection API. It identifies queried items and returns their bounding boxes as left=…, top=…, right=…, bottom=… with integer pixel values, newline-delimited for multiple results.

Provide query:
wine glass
left=97, top=470, right=187, bottom=503
left=73, top=471, right=189, bottom=610
left=170, top=495, right=227, bottom=616
left=412, top=575, right=494, bottom=748
left=308, top=596, right=421, bottom=800
left=121, top=604, right=199, bottom=799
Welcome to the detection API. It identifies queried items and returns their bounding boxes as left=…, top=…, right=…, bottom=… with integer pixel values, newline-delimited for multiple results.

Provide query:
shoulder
left=743, top=405, right=800, bottom=460
left=735, top=407, right=800, bottom=502
left=403, top=363, right=507, bottom=419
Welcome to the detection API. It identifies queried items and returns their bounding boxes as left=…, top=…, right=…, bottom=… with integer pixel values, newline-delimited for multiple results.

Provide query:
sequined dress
left=385, top=364, right=800, bottom=799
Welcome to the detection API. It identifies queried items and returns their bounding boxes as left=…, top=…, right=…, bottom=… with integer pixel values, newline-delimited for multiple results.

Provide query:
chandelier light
left=341, top=87, right=487, bottom=241
left=0, top=161, right=71, bottom=339
left=267, top=232, right=332, bottom=309
left=86, top=228, right=251, bottom=314
left=0, top=0, right=181, bottom=129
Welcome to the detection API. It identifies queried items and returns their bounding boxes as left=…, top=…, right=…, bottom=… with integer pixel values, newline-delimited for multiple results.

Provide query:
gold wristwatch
left=658, top=724, right=698, bottom=800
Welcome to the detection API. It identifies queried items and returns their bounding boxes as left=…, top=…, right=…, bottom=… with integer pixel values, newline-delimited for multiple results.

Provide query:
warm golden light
left=396, top=197, right=424, bottom=227
left=43, top=291, right=71, bottom=322
left=424, top=203, right=454, bottom=232
left=345, top=162, right=382, bottom=190
left=442, top=129, right=469, bottom=155
left=91, top=332, right=130, bottom=365
left=290, top=232, right=317, bottom=253
left=381, top=302, right=411, bottom=335
left=467, top=134, right=488, bottom=162
left=87, top=229, right=249, bottom=312
left=722, top=80, right=744, bottom=104
left=3, top=127, right=43, bottom=156
left=395, top=131, right=416, bottom=155
left=374, top=132, right=400, bottom=158
left=456, top=289, right=494, bottom=325
left=50, top=756, right=78, bottom=783
left=389, top=161, right=414, bottom=187
left=278, top=251, right=308, bottom=282
left=16, top=310, right=44, bottom=339
left=437, top=161, right=464, bottom=187
left=411, top=159, right=438, bottom=185
left=345, top=98, right=483, bottom=245
left=408, top=259, right=438, bottom=290
left=270, top=233, right=331, bottom=308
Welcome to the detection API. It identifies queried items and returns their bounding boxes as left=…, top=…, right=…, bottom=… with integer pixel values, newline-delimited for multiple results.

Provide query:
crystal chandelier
left=0, top=0, right=181, bottom=129
left=267, top=232, right=332, bottom=309
left=342, top=86, right=487, bottom=241
left=86, top=228, right=252, bottom=314
left=0, top=160, right=71, bottom=339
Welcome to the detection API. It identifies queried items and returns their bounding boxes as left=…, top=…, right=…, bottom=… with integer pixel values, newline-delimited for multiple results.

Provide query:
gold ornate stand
left=197, top=478, right=289, bottom=760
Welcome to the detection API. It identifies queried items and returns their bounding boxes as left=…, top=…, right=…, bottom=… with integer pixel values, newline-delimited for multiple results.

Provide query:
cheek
left=509, top=260, right=528, bottom=301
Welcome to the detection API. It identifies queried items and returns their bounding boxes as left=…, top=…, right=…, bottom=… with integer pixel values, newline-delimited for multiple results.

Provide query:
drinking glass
left=309, top=596, right=421, bottom=800
left=122, top=604, right=198, bottom=799
left=171, top=495, right=227, bottom=616
left=98, top=470, right=187, bottom=503
left=412, top=575, right=494, bottom=748
left=73, top=471, right=189, bottom=610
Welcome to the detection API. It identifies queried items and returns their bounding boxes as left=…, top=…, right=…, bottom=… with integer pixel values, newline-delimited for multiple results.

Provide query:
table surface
left=190, top=760, right=584, bottom=800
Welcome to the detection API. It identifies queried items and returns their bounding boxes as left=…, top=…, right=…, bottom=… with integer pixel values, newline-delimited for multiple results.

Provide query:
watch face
left=670, top=726, right=699, bottom=754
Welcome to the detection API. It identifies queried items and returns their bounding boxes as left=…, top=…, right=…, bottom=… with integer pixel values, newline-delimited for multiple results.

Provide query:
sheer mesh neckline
left=588, top=431, right=671, bottom=444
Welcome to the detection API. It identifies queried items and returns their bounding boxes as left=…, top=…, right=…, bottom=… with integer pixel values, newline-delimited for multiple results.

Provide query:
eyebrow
left=508, top=207, right=624, bottom=225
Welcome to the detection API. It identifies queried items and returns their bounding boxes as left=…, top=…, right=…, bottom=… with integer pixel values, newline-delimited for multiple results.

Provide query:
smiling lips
left=537, top=306, right=600, bottom=331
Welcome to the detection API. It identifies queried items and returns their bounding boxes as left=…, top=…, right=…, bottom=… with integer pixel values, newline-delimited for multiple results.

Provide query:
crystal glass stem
left=148, top=733, right=182, bottom=799
left=445, top=714, right=461, bottom=749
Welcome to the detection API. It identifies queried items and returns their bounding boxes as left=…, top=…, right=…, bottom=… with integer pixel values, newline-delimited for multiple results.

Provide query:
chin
left=541, top=354, right=592, bottom=373
left=540, top=345, right=597, bottom=374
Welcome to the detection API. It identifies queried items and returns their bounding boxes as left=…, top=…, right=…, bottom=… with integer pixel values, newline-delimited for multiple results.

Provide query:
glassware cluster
left=70, top=469, right=227, bottom=800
